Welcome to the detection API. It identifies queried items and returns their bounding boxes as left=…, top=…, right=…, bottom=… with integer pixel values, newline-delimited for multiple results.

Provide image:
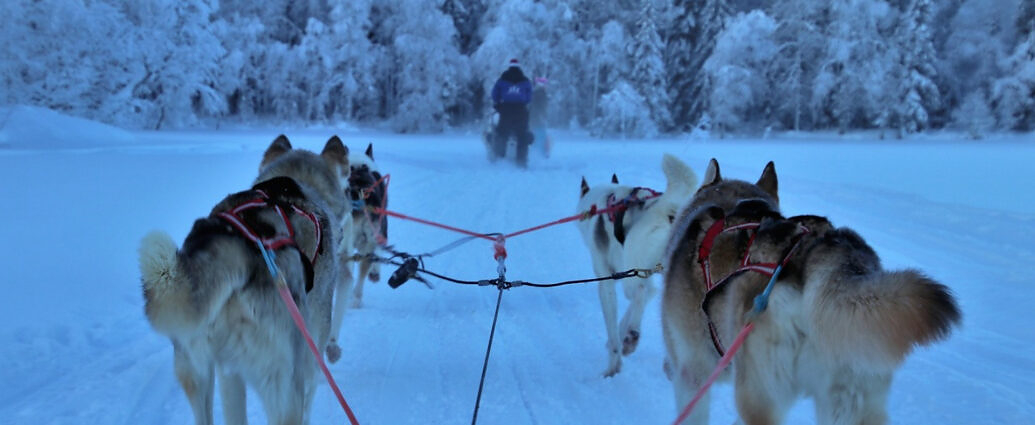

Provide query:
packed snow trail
left=0, top=129, right=1032, bottom=424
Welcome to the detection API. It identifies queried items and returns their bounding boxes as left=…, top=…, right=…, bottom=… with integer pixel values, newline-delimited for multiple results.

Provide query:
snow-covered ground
left=1, top=113, right=1032, bottom=424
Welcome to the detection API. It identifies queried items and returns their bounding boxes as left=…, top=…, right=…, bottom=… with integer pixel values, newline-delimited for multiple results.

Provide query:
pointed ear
left=611, top=174, right=619, bottom=184
left=261, top=134, right=292, bottom=168
left=580, top=177, right=590, bottom=197
left=365, top=143, right=374, bottom=161
left=756, top=161, right=778, bottom=202
left=322, top=135, right=349, bottom=169
left=703, top=158, right=721, bottom=186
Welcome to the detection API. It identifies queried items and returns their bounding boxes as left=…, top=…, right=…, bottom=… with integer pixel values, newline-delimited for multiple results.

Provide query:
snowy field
left=1, top=111, right=1033, bottom=424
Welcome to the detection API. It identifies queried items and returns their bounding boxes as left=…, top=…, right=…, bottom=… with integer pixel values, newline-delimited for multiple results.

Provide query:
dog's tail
left=661, top=154, right=698, bottom=198
left=807, top=267, right=961, bottom=372
left=140, top=231, right=194, bottom=336
left=139, top=230, right=245, bottom=338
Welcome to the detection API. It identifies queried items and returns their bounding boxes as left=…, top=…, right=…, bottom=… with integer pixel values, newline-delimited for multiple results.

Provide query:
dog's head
left=688, top=158, right=778, bottom=215
left=348, top=143, right=386, bottom=207
left=260, top=134, right=351, bottom=187
left=257, top=135, right=351, bottom=218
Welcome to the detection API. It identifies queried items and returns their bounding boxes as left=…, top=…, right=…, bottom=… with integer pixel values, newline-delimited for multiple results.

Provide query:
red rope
left=276, top=283, right=361, bottom=425
left=670, top=322, right=755, bottom=425
left=373, top=208, right=496, bottom=241
left=370, top=197, right=654, bottom=264
left=373, top=199, right=633, bottom=244
left=502, top=212, right=587, bottom=239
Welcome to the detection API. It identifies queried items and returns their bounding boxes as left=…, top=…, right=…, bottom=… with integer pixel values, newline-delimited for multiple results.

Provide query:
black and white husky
left=575, top=154, right=698, bottom=377
left=326, top=143, right=388, bottom=362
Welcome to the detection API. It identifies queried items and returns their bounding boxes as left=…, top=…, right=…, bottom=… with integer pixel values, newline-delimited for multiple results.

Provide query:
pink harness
left=217, top=189, right=323, bottom=268
left=697, top=218, right=808, bottom=356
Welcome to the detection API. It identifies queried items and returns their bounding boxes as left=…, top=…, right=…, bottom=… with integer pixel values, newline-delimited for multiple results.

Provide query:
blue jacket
left=491, top=67, right=532, bottom=105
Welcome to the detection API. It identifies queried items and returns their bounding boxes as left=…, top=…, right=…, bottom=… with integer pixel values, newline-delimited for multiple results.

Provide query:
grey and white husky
left=139, top=135, right=352, bottom=425
left=576, top=154, right=698, bottom=377
left=662, top=158, right=961, bottom=425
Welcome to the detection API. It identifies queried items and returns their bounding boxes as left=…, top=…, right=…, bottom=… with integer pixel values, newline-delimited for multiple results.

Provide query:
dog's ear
left=580, top=177, right=590, bottom=197
left=756, top=161, right=778, bottom=203
left=322, top=135, right=350, bottom=175
left=611, top=174, right=619, bottom=184
left=365, top=143, right=374, bottom=161
left=261, top=134, right=292, bottom=168
left=703, top=158, right=722, bottom=186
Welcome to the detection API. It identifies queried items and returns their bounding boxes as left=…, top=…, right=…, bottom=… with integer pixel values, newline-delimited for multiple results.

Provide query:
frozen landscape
left=1, top=109, right=1033, bottom=424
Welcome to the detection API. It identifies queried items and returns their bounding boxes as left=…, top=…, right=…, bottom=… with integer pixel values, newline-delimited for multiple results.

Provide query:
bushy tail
left=661, top=154, right=698, bottom=198
left=808, top=269, right=961, bottom=372
left=139, top=231, right=202, bottom=337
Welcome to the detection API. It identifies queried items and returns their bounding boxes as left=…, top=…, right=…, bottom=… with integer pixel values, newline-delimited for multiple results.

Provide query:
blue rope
left=752, top=264, right=783, bottom=314
left=257, top=241, right=280, bottom=279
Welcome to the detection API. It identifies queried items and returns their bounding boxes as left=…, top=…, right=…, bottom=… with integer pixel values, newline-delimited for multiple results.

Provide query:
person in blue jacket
left=490, top=58, right=534, bottom=167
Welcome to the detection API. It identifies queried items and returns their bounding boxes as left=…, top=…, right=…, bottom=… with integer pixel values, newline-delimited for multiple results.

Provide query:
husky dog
left=662, top=158, right=961, bottom=425
left=326, top=143, right=388, bottom=363
left=576, top=154, right=699, bottom=377
left=139, top=135, right=352, bottom=425
left=346, top=143, right=389, bottom=309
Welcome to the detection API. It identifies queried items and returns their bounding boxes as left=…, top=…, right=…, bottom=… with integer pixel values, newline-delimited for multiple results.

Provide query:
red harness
left=604, top=187, right=662, bottom=222
left=217, top=189, right=323, bottom=268
left=697, top=217, right=808, bottom=356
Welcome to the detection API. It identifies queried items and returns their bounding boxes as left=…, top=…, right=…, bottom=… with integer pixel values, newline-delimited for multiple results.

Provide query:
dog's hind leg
left=671, top=358, right=714, bottom=425
left=327, top=254, right=355, bottom=363
left=598, top=279, right=623, bottom=377
left=619, top=276, right=657, bottom=355
left=813, top=372, right=890, bottom=425
left=367, top=254, right=382, bottom=282
left=351, top=255, right=374, bottom=309
left=734, top=362, right=791, bottom=425
left=254, top=360, right=311, bottom=425
left=173, top=343, right=214, bottom=425
left=219, top=373, right=247, bottom=425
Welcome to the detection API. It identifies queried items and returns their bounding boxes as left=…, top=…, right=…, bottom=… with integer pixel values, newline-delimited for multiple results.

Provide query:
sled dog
left=661, top=158, right=961, bottom=425
left=326, top=143, right=389, bottom=362
left=575, top=154, right=699, bottom=377
left=139, top=135, right=352, bottom=425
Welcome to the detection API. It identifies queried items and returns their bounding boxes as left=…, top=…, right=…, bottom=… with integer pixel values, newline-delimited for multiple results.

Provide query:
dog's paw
left=369, top=271, right=380, bottom=282
left=326, top=340, right=342, bottom=364
left=603, top=347, right=622, bottom=377
left=349, top=297, right=363, bottom=309
left=622, top=329, right=640, bottom=356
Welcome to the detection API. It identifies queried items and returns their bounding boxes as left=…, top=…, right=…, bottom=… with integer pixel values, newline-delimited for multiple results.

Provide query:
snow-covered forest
left=2, top=0, right=1032, bottom=136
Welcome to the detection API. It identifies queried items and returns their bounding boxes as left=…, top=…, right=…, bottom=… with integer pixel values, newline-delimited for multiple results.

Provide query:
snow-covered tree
left=812, top=0, right=895, bottom=133
left=109, top=0, right=226, bottom=129
left=301, top=0, right=378, bottom=122
left=888, top=0, right=943, bottom=134
left=953, top=91, right=996, bottom=138
left=666, top=0, right=729, bottom=131
left=628, top=0, right=673, bottom=132
left=941, top=0, right=1021, bottom=119
left=704, top=10, right=777, bottom=134
left=992, top=30, right=1035, bottom=130
left=767, top=0, right=830, bottom=131
left=592, top=81, right=657, bottom=138
left=376, top=0, right=468, bottom=132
